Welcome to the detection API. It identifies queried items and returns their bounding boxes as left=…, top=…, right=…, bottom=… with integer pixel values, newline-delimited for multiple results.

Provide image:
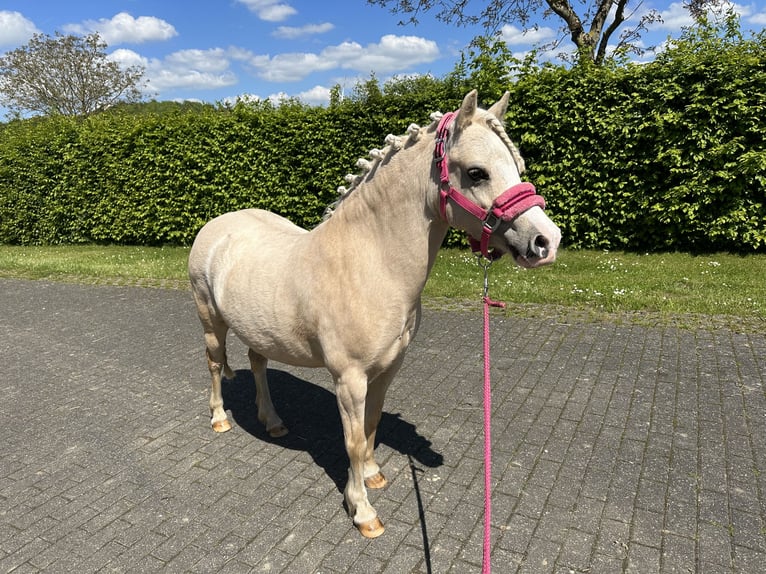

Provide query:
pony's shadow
left=221, top=369, right=443, bottom=492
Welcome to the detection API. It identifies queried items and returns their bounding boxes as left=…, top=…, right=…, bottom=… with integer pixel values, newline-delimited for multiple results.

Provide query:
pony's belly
left=233, top=326, right=325, bottom=368
left=258, top=346, right=325, bottom=369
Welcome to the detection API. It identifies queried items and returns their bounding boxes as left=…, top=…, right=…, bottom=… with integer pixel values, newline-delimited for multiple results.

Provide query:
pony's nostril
left=528, top=234, right=549, bottom=259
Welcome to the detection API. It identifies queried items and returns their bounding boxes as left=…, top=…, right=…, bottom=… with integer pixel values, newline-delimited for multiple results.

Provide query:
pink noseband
left=434, top=111, right=546, bottom=259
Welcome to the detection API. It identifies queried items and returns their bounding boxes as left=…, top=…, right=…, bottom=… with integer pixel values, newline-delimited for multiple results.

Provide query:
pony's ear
left=455, top=90, right=478, bottom=130
left=488, top=91, right=510, bottom=122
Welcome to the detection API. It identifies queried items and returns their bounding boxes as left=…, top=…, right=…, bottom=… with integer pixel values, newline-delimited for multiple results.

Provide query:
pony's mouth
left=505, top=239, right=555, bottom=269
left=510, top=247, right=535, bottom=268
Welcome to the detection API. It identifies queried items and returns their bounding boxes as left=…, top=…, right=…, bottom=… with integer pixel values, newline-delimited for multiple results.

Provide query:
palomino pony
left=188, top=90, right=561, bottom=538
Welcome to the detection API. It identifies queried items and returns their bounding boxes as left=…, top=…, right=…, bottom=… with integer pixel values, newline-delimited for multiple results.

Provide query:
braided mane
left=322, top=115, right=438, bottom=220
left=322, top=109, right=525, bottom=220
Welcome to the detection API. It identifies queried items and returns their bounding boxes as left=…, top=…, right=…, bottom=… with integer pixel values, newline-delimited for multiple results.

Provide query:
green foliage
left=630, top=15, right=766, bottom=251
left=0, top=115, right=79, bottom=243
left=507, top=61, right=646, bottom=250
left=506, top=15, right=766, bottom=251
left=0, top=16, right=764, bottom=253
left=447, top=36, right=520, bottom=107
left=0, top=88, right=443, bottom=246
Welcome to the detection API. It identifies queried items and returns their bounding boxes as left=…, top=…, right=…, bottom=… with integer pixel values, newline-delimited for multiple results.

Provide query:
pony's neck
left=317, top=129, right=449, bottom=296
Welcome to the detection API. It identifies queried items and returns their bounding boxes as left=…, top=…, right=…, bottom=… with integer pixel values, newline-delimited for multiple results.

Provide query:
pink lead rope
left=433, top=108, right=546, bottom=571
left=480, top=258, right=505, bottom=574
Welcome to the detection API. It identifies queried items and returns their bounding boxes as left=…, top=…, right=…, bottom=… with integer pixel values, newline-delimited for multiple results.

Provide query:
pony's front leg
left=362, top=361, right=401, bottom=490
left=248, top=349, right=288, bottom=438
left=335, top=368, right=385, bottom=538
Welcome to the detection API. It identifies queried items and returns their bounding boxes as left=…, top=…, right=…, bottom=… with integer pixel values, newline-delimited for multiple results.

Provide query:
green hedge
left=0, top=21, right=763, bottom=251
left=0, top=101, right=415, bottom=245
left=506, top=21, right=765, bottom=251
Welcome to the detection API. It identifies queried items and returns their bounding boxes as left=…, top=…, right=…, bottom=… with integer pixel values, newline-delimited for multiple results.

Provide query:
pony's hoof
left=364, top=472, right=387, bottom=490
left=356, top=517, right=385, bottom=539
left=212, top=419, right=232, bottom=433
left=268, top=424, right=288, bottom=438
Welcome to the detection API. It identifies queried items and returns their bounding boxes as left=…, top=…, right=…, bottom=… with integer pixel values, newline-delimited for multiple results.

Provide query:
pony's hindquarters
left=188, top=209, right=305, bottom=433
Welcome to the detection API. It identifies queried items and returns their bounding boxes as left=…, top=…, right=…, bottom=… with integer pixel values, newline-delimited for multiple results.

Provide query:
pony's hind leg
left=248, top=349, right=288, bottom=438
left=205, top=327, right=233, bottom=433
left=193, top=287, right=234, bottom=433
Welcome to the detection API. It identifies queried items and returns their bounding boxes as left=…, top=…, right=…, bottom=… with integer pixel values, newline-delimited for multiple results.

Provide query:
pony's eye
left=467, top=167, right=488, bottom=182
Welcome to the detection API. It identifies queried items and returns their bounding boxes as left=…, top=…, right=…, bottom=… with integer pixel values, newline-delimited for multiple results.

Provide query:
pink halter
left=434, top=111, right=546, bottom=260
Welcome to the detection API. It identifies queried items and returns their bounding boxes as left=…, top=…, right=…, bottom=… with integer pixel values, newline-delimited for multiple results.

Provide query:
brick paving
left=1, top=278, right=765, bottom=573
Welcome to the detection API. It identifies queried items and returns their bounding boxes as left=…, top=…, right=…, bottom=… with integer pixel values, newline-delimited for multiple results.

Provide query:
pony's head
left=436, top=90, right=561, bottom=268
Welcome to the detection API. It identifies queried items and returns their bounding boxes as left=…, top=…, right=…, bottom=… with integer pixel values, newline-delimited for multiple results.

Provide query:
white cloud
left=297, top=85, right=332, bottom=105
left=109, top=47, right=237, bottom=93
left=219, top=93, right=261, bottom=107
left=227, top=46, right=256, bottom=62
left=108, top=48, right=148, bottom=69
left=653, top=2, right=696, bottom=30
left=165, top=49, right=230, bottom=73
left=255, top=52, right=335, bottom=82
left=651, top=1, right=749, bottom=32
left=326, top=35, right=440, bottom=73
left=500, top=24, right=557, bottom=46
left=273, top=22, right=334, bottom=39
left=233, top=34, right=439, bottom=83
left=0, top=11, right=40, bottom=46
left=265, top=91, right=292, bottom=104
left=64, top=12, right=177, bottom=45
left=749, top=10, right=766, bottom=25
left=150, top=68, right=237, bottom=91
left=237, top=0, right=297, bottom=22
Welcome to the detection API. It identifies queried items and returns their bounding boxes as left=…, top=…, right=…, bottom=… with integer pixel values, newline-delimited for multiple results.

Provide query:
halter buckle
left=482, top=212, right=502, bottom=233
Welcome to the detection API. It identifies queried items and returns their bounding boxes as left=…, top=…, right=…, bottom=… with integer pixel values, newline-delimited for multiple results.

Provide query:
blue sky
left=1, top=0, right=765, bottom=108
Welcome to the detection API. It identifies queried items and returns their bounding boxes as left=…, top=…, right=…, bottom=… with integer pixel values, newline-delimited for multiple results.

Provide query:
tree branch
left=546, top=0, right=592, bottom=58
left=596, top=0, right=628, bottom=64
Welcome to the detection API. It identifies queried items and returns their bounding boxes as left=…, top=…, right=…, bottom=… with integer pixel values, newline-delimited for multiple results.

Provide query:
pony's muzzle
left=505, top=208, right=561, bottom=268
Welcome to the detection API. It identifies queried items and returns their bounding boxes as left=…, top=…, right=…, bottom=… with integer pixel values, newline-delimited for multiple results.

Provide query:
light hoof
left=268, top=424, right=288, bottom=438
left=364, top=472, right=387, bottom=490
left=356, top=517, right=385, bottom=539
left=212, top=419, right=232, bottom=433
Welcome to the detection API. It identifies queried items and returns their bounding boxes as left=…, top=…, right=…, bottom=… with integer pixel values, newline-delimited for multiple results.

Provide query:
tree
left=368, top=0, right=719, bottom=65
left=446, top=36, right=521, bottom=104
left=0, top=32, right=145, bottom=118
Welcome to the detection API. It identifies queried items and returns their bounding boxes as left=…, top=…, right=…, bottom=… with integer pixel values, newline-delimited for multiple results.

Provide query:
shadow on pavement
left=222, top=368, right=444, bottom=493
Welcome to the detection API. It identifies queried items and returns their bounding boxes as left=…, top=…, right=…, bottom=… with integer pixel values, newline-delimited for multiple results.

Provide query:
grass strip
left=1, top=245, right=763, bottom=330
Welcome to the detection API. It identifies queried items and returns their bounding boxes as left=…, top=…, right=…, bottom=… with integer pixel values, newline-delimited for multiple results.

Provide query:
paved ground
left=1, top=278, right=765, bottom=573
